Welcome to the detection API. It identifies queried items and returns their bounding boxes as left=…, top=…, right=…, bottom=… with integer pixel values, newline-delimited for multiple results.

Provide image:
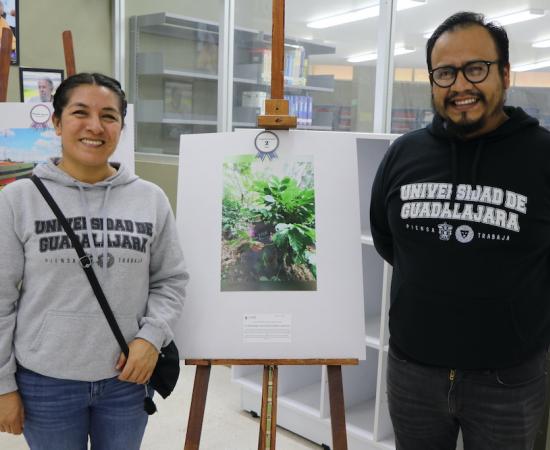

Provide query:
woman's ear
left=52, top=115, right=61, bottom=136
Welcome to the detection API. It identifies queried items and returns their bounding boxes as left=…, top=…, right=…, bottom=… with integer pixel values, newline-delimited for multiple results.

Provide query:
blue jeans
left=387, top=345, right=547, bottom=450
left=16, top=366, right=149, bottom=450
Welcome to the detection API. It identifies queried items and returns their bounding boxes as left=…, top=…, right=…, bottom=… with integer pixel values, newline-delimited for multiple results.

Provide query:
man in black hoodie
left=371, top=11, right=550, bottom=450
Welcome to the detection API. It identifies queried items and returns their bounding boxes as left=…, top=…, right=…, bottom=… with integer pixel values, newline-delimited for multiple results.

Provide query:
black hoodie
left=370, top=106, right=550, bottom=369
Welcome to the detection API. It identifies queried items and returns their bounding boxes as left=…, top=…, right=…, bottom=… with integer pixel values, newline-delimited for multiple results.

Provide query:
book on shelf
left=284, top=94, right=312, bottom=127
left=284, top=45, right=307, bottom=87
left=249, top=44, right=308, bottom=87
left=336, top=106, right=352, bottom=131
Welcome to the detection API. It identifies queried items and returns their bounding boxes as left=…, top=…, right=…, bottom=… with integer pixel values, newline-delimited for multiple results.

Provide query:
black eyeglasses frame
left=429, top=60, right=500, bottom=88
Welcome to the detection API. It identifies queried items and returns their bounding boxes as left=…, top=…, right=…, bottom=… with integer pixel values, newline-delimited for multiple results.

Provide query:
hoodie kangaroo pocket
left=28, top=310, right=139, bottom=378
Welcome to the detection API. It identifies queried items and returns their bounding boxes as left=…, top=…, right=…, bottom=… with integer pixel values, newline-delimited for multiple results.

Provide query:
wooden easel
left=256, top=0, right=297, bottom=130
left=183, top=2, right=358, bottom=449
left=0, top=28, right=76, bottom=103
left=0, top=27, right=13, bottom=101
left=62, top=30, right=77, bottom=76
left=184, top=359, right=357, bottom=450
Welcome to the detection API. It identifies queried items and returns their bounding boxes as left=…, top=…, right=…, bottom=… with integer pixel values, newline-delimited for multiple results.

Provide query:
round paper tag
left=30, top=104, right=52, bottom=129
left=254, top=131, right=279, bottom=160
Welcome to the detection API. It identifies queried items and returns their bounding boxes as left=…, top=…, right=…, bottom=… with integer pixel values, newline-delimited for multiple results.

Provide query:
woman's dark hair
left=426, top=12, right=509, bottom=76
left=52, top=72, right=128, bottom=127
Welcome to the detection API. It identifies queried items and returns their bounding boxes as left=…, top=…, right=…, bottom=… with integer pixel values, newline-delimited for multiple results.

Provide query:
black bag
left=149, top=340, right=179, bottom=398
left=31, top=175, right=180, bottom=413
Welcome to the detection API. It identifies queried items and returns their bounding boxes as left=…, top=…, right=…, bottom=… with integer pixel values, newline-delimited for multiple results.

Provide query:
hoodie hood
left=426, top=107, right=540, bottom=189
left=427, top=106, right=540, bottom=142
left=33, top=157, right=139, bottom=188
left=33, top=158, right=140, bottom=277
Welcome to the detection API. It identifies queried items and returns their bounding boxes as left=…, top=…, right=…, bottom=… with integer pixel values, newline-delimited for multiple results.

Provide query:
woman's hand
left=116, top=338, right=159, bottom=384
left=0, top=391, right=24, bottom=434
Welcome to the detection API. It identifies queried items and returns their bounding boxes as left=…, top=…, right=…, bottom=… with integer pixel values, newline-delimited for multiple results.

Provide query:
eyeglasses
left=429, top=60, right=499, bottom=88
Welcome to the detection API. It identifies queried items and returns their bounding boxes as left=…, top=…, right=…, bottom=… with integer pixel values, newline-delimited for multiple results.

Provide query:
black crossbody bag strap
left=31, top=175, right=130, bottom=358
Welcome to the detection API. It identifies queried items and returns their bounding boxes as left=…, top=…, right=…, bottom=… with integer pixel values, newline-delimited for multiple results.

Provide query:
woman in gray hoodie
left=0, top=73, right=188, bottom=449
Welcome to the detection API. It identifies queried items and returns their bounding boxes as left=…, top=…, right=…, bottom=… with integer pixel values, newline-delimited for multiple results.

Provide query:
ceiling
left=235, top=0, right=550, bottom=71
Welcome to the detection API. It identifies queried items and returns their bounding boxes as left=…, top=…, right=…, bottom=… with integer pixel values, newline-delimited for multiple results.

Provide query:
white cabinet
left=232, top=133, right=398, bottom=449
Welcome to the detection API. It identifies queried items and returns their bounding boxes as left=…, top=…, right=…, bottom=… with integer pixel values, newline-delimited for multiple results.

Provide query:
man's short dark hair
left=426, top=12, right=509, bottom=75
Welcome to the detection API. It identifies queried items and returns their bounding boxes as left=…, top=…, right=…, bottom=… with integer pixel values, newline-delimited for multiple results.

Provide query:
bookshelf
left=129, top=12, right=342, bottom=155
left=232, top=27, right=337, bottom=131
left=232, top=133, right=399, bottom=450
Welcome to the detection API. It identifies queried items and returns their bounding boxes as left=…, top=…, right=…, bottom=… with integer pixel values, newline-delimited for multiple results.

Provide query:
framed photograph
left=1, top=0, right=19, bottom=65
left=163, top=80, right=192, bottom=116
left=19, top=68, right=64, bottom=103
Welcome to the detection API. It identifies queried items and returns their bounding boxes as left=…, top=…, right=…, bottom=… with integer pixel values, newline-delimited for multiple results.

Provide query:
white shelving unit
left=232, top=133, right=398, bottom=449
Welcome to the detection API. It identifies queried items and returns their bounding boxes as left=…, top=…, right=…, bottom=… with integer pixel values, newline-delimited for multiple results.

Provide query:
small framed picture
left=1, top=0, right=19, bottom=65
left=164, top=80, right=193, bottom=116
left=19, top=68, right=64, bottom=103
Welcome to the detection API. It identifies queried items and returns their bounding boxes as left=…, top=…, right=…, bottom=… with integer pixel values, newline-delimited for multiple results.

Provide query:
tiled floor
left=1, top=364, right=321, bottom=450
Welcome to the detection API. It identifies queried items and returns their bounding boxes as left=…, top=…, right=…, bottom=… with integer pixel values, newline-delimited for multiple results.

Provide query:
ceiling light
left=488, top=9, right=545, bottom=26
left=395, top=46, right=416, bottom=56
left=422, top=9, right=545, bottom=39
left=307, top=5, right=378, bottom=29
left=307, top=0, right=426, bottom=29
left=347, top=51, right=378, bottom=63
left=512, top=60, right=550, bottom=72
left=397, top=0, right=427, bottom=11
left=347, top=45, right=416, bottom=63
left=533, top=39, right=550, bottom=48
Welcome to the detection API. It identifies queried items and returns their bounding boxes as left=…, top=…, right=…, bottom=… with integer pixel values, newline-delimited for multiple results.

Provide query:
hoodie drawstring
left=77, top=182, right=113, bottom=278
left=100, top=184, right=113, bottom=277
left=450, top=139, right=485, bottom=201
left=450, top=141, right=458, bottom=205
left=471, top=141, right=484, bottom=187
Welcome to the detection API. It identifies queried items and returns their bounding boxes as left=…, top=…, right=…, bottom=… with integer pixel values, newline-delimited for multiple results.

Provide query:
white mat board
left=175, top=129, right=366, bottom=359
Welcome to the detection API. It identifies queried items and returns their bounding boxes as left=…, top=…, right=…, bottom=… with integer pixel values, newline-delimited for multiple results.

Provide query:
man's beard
left=431, top=89, right=505, bottom=139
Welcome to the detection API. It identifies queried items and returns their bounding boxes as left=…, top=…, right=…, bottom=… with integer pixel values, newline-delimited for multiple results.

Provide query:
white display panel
left=0, top=103, right=135, bottom=185
left=175, top=129, right=366, bottom=359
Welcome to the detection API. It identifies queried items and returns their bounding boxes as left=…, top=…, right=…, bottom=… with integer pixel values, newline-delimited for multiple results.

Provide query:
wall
left=6, top=0, right=112, bottom=101
left=135, top=159, right=179, bottom=213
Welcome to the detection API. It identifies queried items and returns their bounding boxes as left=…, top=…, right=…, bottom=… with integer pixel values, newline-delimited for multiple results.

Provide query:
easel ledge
left=184, top=359, right=358, bottom=450
left=186, top=358, right=358, bottom=366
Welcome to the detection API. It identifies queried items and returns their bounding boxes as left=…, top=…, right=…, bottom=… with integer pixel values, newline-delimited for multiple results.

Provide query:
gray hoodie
left=0, top=159, right=188, bottom=394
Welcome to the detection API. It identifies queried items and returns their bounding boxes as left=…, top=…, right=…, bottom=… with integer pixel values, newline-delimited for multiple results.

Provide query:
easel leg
left=258, top=365, right=278, bottom=450
left=184, top=365, right=211, bottom=450
left=327, top=365, right=348, bottom=450
left=0, top=29, right=13, bottom=102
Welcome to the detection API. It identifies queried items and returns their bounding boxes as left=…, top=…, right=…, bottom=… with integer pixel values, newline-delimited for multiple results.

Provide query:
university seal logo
left=455, top=225, right=474, bottom=243
left=437, top=222, right=453, bottom=241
